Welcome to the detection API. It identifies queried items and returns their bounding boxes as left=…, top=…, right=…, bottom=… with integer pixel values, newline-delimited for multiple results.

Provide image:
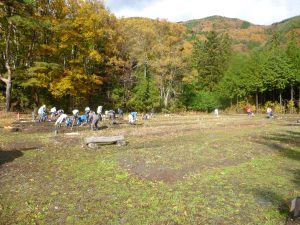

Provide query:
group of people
left=244, top=105, right=273, bottom=118
left=37, top=105, right=66, bottom=122
left=37, top=105, right=139, bottom=131
left=55, top=106, right=103, bottom=130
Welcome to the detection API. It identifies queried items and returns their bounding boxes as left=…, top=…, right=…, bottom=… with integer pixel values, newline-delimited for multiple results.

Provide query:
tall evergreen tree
left=129, top=67, right=160, bottom=112
left=192, top=31, right=232, bottom=91
left=286, top=32, right=300, bottom=106
left=261, top=48, right=295, bottom=110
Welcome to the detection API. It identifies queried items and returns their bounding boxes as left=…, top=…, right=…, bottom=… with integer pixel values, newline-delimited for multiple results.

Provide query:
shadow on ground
left=252, top=188, right=300, bottom=224
left=253, top=130, right=300, bottom=223
left=255, top=130, right=300, bottom=162
left=0, top=150, right=23, bottom=166
left=289, top=169, right=300, bottom=187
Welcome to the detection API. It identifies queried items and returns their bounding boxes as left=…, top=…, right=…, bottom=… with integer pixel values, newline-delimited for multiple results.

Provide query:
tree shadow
left=255, top=140, right=300, bottom=162
left=0, top=150, right=23, bottom=166
left=255, top=130, right=300, bottom=162
left=268, top=131, right=300, bottom=146
left=289, top=169, right=300, bottom=187
left=252, top=188, right=300, bottom=224
left=253, top=129, right=300, bottom=223
left=283, top=124, right=300, bottom=127
left=252, top=189, right=289, bottom=215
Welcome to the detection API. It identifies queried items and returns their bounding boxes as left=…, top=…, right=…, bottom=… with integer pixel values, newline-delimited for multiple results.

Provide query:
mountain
left=181, top=15, right=300, bottom=51
left=268, top=15, right=300, bottom=45
left=270, top=15, right=300, bottom=33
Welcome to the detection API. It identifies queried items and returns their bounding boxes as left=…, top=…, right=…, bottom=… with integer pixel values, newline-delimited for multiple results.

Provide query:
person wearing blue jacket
left=128, top=112, right=137, bottom=124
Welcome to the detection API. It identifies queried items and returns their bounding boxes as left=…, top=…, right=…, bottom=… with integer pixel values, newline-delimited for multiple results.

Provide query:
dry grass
left=0, top=111, right=19, bottom=127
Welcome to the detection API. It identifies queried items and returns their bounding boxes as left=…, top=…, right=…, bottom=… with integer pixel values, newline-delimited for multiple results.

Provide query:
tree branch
left=0, top=73, right=8, bottom=84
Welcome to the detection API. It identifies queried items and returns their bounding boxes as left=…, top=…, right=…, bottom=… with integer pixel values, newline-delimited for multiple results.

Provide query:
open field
left=0, top=113, right=299, bottom=224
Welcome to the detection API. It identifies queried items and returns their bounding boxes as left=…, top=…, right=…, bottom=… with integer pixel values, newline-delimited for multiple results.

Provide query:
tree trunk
left=69, top=95, right=73, bottom=113
left=279, top=91, right=282, bottom=114
left=163, top=88, right=170, bottom=108
left=236, top=96, right=239, bottom=113
left=291, top=86, right=294, bottom=114
left=4, top=8, right=13, bottom=112
left=256, top=88, right=259, bottom=114
left=34, top=88, right=39, bottom=109
left=144, top=65, right=147, bottom=78
left=5, top=78, right=12, bottom=112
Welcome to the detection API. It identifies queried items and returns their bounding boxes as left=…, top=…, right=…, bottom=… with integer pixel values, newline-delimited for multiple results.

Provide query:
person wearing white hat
left=85, top=107, right=91, bottom=123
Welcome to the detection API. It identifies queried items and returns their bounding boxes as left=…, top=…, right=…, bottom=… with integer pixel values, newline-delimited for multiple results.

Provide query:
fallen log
left=4, top=126, right=20, bottom=132
left=85, top=135, right=126, bottom=149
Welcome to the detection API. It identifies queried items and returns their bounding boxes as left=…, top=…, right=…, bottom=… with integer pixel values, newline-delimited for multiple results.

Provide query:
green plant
left=286, top=100, right=296, bottom=113
left=190, top=91, right=220, bottom=112
left=263, top=101, right=282, bottom=114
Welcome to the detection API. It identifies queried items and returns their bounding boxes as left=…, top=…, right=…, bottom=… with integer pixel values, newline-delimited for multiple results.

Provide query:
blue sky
left=104, top=0, right=300, bottom=25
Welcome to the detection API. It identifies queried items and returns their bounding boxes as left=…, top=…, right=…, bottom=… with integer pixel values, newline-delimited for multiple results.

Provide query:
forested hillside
left=0, top=0, right=300, bottom=113
left=182, top=15, right=300, bottom=50
left=182, top=16, right=268, bottom=51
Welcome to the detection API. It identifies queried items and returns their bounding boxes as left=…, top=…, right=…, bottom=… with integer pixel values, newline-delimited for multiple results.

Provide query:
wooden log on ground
left=4, top=126, right=20, bottom=132
left=85, top=136, right=126, bottom=148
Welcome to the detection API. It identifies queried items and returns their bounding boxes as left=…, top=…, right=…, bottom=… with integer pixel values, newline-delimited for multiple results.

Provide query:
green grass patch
left=0, top=114, right=299, bottom=224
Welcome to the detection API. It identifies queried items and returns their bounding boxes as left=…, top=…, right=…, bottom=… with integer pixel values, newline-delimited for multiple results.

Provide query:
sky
left=104, top=0, right=300, bottom=25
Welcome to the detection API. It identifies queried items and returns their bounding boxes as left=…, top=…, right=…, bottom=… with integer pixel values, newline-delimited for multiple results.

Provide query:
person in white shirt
left=38, top=105, right=47, bottom=122
left=214, top=108, right=219, bottom=117
left=85, top=107, right=91, bottom=123
left=55, top=113, right=68, bottom=127
left=97, top=106, right=103, bottom=115
left=50, top=107, right=57, bottom=119
left=71, top=109, right=79, bottom=126
left=72, top=109, right=79, bottom=118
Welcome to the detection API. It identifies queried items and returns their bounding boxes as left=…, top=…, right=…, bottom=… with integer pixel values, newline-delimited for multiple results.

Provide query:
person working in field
left=85, top=107, right=91, bottom=123
left=38, top=105, right=47, bottom=122
left=72, top=109, right=79, bottom=120
left=57, top=109, right=64, bottom=116
left=77, top=114, right=88, bottom=126
left=50, top=107, right=57, bottom=119
left=71, top=109, right=79, bottom=126
left=246, top=105, right=254, bottom=117
left=107, top=110, right=115, bottom=120
left=97, top=105, right=103, bottom=115
left=267, top=107, right=273, bottom=118
left=55, top=113, right=72, bottom=127
left=128, top=111, right=137, bottom=124
left=105, top=110, right=116, bottom=124
left=88, top=110, right=96, bottom=123
left=90, top=112, right=101, bottom=130
left=214, top=108, right=219, bottom=117
left=117, top=108, right=124, bottom=118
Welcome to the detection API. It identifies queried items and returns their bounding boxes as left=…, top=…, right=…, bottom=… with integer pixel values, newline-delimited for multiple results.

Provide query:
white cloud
left=106, top=0, right=300, bottom=25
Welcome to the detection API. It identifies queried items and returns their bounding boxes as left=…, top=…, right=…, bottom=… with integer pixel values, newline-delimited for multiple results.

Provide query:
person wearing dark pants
left=91, top=113, right=101, bottom=130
